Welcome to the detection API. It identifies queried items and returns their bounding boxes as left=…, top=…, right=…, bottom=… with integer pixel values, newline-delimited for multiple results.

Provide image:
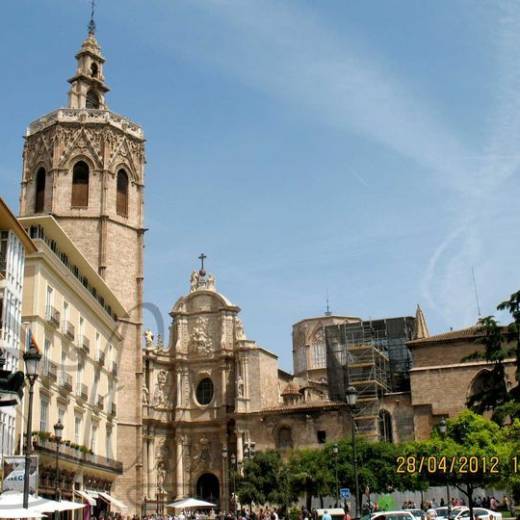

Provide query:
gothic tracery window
left=378, top=410, right=393, bottom=442
left=34, top=167, right=46, bottom=213
left=116, top=169, right=129, bottom=217
left=71, top=161, right=90, bottom=208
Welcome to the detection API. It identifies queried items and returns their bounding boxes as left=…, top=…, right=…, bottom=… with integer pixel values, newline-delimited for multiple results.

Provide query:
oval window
left=196, top=378, right=214, bottom=405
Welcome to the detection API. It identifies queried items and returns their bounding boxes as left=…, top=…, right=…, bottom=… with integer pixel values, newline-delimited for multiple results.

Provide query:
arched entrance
left=196, top=473, right=220, bottom=504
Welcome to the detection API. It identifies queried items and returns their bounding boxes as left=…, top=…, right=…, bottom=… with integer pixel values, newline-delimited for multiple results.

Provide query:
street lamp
left=439, top=418, right=451, bottom=519
left=345, top=386, right=359, bottom=520
left=23, top=343, right=41, bottom=509
left=222, top=447, right=229, bottom=514
left=230, top=453, right=237, bottom=518
left=333, top=443, right=339, bottom=506
left=53, top=419, right=63, bottom=520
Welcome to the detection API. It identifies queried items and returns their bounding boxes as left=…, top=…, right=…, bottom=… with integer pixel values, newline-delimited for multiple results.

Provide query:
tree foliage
left=464, top=290, right=520, bottom=423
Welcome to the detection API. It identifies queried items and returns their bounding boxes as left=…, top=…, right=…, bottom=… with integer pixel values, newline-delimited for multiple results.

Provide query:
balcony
left=81, top=335, right=90, bottom=354
left=46, top=306, right=60, bottom=327
left=41, top=361, right=58, bottom=384
left=59, top=373, right=73, bottom=392
left=63, top=320, right=75, bottom=340
left=96, top=395, right=104, bottom=411
left=76, top=383, right=88, bottom=401
left=96, top=351, right=105, bottom=367
left=111, top=362, right=117, bottom=377
left=32, top=436, right=123, bottom=474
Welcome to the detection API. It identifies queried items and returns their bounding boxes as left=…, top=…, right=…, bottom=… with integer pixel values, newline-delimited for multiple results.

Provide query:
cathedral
left=9, top=11, right=514, bottom=518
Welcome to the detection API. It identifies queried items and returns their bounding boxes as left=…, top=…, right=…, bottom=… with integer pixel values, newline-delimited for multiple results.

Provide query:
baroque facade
left=142, top=269, right=352, bottom=513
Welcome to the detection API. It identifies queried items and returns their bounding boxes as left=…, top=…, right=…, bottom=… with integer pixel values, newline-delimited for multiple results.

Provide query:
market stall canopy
left=74, top=490, right=96, bottom=506
left=167, top=498, right=216, bottom=509
left=96, top=491, right=128, bottom=511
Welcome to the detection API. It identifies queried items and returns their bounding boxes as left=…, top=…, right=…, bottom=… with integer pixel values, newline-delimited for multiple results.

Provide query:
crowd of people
left=97, top=495, right=515, bottom=520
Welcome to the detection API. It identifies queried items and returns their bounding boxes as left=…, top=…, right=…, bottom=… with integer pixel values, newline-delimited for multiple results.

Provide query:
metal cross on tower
left=88, top=0, right=96, bottom=35
left=198, top=253, right=207, bottom=277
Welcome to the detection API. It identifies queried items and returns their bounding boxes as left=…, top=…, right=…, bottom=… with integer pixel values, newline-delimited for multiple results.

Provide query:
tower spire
left=413, top=304, right=430, bottom=340
left=88, top=0, right=96, bottom=35
left=325, top=290, right=332, bottom=316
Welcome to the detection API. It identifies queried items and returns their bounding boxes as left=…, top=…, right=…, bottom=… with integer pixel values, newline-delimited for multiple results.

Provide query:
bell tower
left=19, top=12, right=145, bottom=513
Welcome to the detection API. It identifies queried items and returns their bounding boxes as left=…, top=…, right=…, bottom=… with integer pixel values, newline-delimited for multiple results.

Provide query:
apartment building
left=0, top=198, right=36, bottom=458
left=18, top=214, right=126, bottom=503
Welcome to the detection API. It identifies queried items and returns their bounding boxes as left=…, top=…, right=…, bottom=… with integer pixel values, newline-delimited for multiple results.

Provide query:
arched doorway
left=196, top=473, right=220, bottom=504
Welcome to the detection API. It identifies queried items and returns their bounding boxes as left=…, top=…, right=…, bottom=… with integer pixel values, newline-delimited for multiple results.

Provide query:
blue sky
left=2, top=0, right=519, bottom=371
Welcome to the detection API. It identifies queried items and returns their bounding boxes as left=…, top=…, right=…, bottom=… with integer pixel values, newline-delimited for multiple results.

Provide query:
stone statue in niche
left=155, top=439, right=169, bottom=492
left=191, top=434, right=211, bottom=467
left=144, top=329, right=154, bottom=347
left=235, top=318, right=246, bottom=340
left=153, top=370, right=169, bottom=407
left=142, top=386, right=149, bottom=405
left=189, top=317, right=213, bottom=355
left=237, top=375, right=245, bottom=397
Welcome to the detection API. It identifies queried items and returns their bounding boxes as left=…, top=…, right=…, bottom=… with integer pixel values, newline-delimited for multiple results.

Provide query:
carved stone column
left=176, top=437, right=184, bottom=498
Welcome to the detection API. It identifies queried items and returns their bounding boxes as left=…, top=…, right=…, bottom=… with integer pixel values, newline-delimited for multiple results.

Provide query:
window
left=196, top=378, right=214, bottom=405
left=116, top=169, right=129, bottom=217
left=71, top=161, right=89, bottom=207
left=106, top=427, right=112, bottom=459
left=86, top=89, right=100, bottom=109
left=90, top=63, right=98, bottom=77
left=277, top=426, right=293, bottom=449
left=39, top=397, right=49, bottom=432
left=95, top=332, right=100, bottom=359
left=43, top=338, right=51, bottom=374
left=58, top=407, right=65, bottom=423
left=91, top=424, right=97, bottom=453
left=378, top=410, right=393, bottom=443
left=317, top=430, right=327, bottom=444
left=312, top=343, right=326, bottom=368
left=34, top=167, right=46, bottom=213
left=74, top=416, right=81, bottom=444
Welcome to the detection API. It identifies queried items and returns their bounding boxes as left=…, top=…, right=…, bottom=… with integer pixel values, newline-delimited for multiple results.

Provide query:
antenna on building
left=88, top=0, right=96, bottom=35
left=471, top=266, right=482, bottom=319
left=325, top=290, right=332, bottom=316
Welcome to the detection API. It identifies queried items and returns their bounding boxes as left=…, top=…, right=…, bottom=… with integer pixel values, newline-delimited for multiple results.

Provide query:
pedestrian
left=322, top=511, right=332, bottom=520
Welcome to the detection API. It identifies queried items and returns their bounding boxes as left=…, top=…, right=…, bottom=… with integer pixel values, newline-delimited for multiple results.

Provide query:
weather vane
left=88, top=0, right=96, bottom=35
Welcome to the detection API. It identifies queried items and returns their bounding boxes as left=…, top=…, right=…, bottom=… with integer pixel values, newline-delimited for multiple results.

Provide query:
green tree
left=236, top=450, right=287, bottom=507
left=464, top=290, right=520, bottom=423
left=288, top=448, right=333, bottom=511
left=402, top=411, right=505, bottom=520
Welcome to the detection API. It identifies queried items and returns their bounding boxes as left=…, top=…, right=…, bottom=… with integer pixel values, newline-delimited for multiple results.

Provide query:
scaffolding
left=325, top=322, right=391, bottom=441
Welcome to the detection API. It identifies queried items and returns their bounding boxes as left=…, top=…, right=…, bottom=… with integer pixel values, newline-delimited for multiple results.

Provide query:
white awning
left=97, top=492, right=128, bottom=511
left=74, top=491, right=96, bottom=506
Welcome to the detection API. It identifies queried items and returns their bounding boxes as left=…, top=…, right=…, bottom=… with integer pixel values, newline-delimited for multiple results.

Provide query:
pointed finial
left=325, top=290, right=332, bottom=316
left=413, top=304, right=430, bottom=340
left=88, top=0, right=96, bottom=35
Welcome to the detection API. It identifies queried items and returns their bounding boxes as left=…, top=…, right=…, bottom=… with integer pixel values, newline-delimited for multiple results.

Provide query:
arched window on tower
left=71, top=161, right=90, bottom=208
left=90, top=62, right=99, bottom=78
left=116, top=169, right=129, bottom=217
left=34, top=167, right=46, bottom=213
left=86, top=89, right=100, bottom=109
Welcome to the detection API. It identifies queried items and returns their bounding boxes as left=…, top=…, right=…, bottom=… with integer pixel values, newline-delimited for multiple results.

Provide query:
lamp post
left=53, top=419, right=63, bottom=520
left=222, top=447, right=229, bottom=514
left=22, top=343, right=41, bottom=509
left=333, top=443, right=339, bottom=507
left=230, top=453, right=237, bottom=518
left=439, top=418, right=451, bottom=519
left=345, top=386, right=359, bottom=520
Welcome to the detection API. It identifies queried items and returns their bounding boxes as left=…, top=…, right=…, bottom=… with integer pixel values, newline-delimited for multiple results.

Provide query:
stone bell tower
left=19, top=15, right=145, bottom=513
